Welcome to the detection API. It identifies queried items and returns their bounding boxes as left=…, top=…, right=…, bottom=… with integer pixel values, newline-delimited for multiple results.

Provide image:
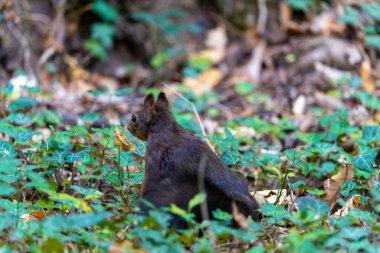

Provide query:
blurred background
left=0, top=0, right=379, bottom=134
left=1, top=1, right=380, bottom=251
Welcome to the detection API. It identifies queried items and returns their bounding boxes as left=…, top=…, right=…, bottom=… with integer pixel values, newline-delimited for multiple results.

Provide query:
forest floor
left=0, top=0, right=380, bottom=252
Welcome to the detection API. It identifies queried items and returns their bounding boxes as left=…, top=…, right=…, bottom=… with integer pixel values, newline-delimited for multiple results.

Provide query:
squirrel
left=127, top=92, right=261, bottom=228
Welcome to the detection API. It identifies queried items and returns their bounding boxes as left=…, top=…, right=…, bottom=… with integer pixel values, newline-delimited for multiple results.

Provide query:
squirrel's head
left=127, top=92, right=169, bottom=141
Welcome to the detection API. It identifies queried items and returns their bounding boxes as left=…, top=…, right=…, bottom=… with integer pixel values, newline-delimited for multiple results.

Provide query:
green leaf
left=43, top=110, right=62, bottom=125
left=5, top=113, right=33, bottom=125
left=45, top=150, right=67, bottom=165
left=170, top=204, right=194, bottom=221
left=188, top=56, right=212, bottom=72
left=0, top=214, right=17, bottom=230
left=0, top=123, right=17, bottom=137
left=0, top=174, right=20, bottom=183
left=0, top=159, right=21, bottom=173
left=262, top=203, right=290, bottom=225
left=115, top=88, right=133, bottom=96
left=188, top=193, right=207, bottom=211
left=362, top=126, right=380, bottom=144
left=8, top=96, right=38, bottom=111
left=365, top=35, right=380, bottom=50
left=296, top=197, right=330, bottom=217
left=91, top=23, right=116, bottom=48
left=84, top=39, right=107, bottom=60
left=353, top=91, right=380, bottom=110
left=92, top=1, right=119, bottom=22
left=0, top=141, right=16, bottom=160
left=212, top=209, right=232, bottom=221
left=0, top=183, right=17, bottom=196
left=353, top=149, right=376, bottom=172
left=65, top=152, right=84, bottom=163
left=287, top=0, right=311, bottom=11
left=235, top=82, right=255, bottom=95
left=14, top=130, right=40, bottom=142
left=339, top=6, right=360, bottom=25
left=71, top=185, right=103, bottom=200
left=362, top=3, right=380, bottom=21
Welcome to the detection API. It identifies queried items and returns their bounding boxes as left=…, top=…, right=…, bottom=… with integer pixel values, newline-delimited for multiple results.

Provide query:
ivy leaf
left=212, top=209, right=232, bottom=221
left=169, top=204, right=194, bottom=222
left=14, top=130, right=40, bottom=142
left=362, top=126, right=380, bottom=144
left=188, top=193, right=207, bottom=211
left=365, top=35, right=380, bottom=50
left=0, top=141, right=16, bottom=160
left=352, top=149, right=376, bottom=172
left=71, top=185, right=103, bottom=200
left=262, top=203, right=291, bottom=225
left=45, top=150, right=67, bottom=165
left=296, top=197, right=330, bottom=217
left=84, top=40, right=107, bottom=60
left=65, top=152, right=84, bottom=163
left=235, top=82, right=254, bottom=95
left=5, top=113, right=33, bottom=125
left=8, top=97, right=38, bottom=111
left=92, top=1, right=119, bottom=22
left=287, top=0, right=311, bottom=11
left=0, top=183, right=17, bottom=196
left=362, top=3, right=380, bottom=21
left=91, top=23, right=116, bottom=48
left=0, top=214, right=17, bottom=230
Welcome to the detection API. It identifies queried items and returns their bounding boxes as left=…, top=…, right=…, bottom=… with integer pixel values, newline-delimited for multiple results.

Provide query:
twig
left=162, top=83, right=216, bottom=153
left=6, top=21, right=32, bottom=74
left=247, top=40, right=266, bottom=84
left=257, top=0, right=268, bottom=35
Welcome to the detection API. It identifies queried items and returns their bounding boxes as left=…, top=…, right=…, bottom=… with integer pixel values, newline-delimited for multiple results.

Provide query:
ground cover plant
left=0, top=0, right=380, bottom=252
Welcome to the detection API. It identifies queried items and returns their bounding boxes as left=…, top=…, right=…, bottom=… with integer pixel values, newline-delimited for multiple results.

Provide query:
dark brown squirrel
left=127, top=92, right=261, bottom=227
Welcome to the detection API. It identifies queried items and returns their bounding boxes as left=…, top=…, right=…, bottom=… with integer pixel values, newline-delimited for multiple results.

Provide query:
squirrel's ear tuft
left=155, top=92, right=169, bottom=108
left=144, top=93, right=155, bottom=109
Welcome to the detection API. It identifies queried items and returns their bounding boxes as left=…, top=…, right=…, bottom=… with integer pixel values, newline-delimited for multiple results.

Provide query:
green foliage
left=1, top=76, right=380, bottom=252
left=287, top=0, right=313, bottom=12
left=83, top=0, right=119, bottom=60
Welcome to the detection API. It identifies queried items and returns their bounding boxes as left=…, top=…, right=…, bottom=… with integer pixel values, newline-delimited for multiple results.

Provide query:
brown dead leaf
left=324, top=163, right=354, bottom=205
left=108, top=240, right=147, bottom=253
left=360, top=60, right=375, bottom=93
left=183, top=68, right=224, bottom=96
left=331, top=194, right=360, bottom=218
left=254, top=189, right=287, bottom=205
left=21, top=210, right=54, bottom=222
left=114, top=129, right=135, bottom=151
left=64, top=54, right=90, bottom=80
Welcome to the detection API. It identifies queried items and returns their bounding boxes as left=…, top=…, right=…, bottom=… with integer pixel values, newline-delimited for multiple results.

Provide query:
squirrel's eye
left=131, top=114, right=138, bottom=123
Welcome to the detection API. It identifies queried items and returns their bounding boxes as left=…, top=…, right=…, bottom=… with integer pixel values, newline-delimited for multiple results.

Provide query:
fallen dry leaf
left=254, top=189, right=287, bottom=205
left=114, top=129, right=135, bottom=151
left=324, top=163, right=354, bottom=205
left=331, top=194, right=360, bottom=218
left=360, top=60, right=375, bottom=93
left=21, top=210, right=54, bottom=222
left=205, top=25, right=227, bottom=50
left=183, top=68, right=224, bottom=96
left=108, top=240, right=148, bottom=253
left=292, top=95, right=306, bottom=116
